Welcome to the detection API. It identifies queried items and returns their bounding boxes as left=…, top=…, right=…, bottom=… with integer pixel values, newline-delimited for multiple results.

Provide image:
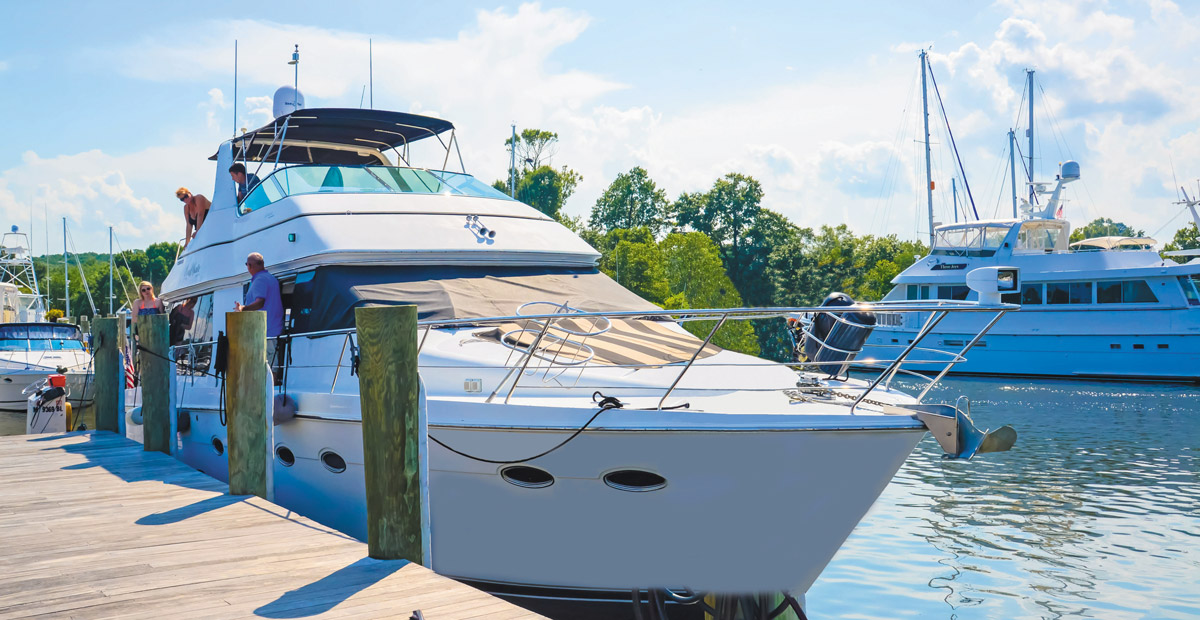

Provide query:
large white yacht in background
left=156, top=90, right=1014, bottom=612
left=0, top=230, right=93, bottom=411
left=864, top=163, right=1200, bottom=381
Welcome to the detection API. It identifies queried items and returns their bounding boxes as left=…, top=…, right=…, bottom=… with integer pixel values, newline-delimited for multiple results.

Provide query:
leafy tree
left=589, top=166, right=669, bottom=235
left=514, top=165, right=581, bottom=219
left=492, top=129, right=582, bottom=218
left=506, top=129, right=560, bottom=170
left=1163, top=221, right=1200, bottom=263
left=1069, top=218, right=1144, bottom=243
left=659, top=232, right=758, bottom=354
left=596, top=227, right=668, bottom=302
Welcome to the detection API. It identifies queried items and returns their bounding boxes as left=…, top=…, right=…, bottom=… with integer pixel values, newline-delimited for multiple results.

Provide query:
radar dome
left=1060, top=160, right=1080, bottom=180
left=273, top=86, right=305, bottom=118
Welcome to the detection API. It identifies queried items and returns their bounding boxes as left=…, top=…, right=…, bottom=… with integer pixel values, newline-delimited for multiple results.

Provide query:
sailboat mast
left=920, top=50, right=935, bottom=248
left=1009, top=129, right=1018, bottom=217
left=62, top=217, right=68, bottom=320
left=1026, top=68, right=1035, bottom=202
left=108, top=226, right=113, bottom=316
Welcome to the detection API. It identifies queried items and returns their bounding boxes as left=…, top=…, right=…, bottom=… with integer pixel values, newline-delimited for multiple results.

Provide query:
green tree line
left=29, top=242, right=179, bottom=319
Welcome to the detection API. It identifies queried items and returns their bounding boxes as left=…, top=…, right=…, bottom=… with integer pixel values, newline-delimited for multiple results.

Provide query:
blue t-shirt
left=246, top=270, right=285, bottom=337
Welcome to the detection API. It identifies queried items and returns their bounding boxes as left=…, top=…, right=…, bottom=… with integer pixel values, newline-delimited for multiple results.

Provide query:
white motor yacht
left=159, top=93, right=1014, bottom=608
left=862, top=162, right=1200, bottom=382
left=861, top=58, right=1200, bottom=383
left=0, top=231, right=93, bottom=412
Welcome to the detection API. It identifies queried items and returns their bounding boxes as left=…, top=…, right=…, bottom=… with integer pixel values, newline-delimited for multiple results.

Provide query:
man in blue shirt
left=229, top=163, right=261, bottom=203
left=235, top=252, right=284, bottom=378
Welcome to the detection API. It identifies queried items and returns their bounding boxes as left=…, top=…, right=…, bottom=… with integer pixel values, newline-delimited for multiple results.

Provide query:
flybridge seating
left=239, top=165, right=513, bottom=214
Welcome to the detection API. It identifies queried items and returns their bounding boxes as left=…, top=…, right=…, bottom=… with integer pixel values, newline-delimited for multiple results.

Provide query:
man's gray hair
left=247, top=252, right=265, bottom=266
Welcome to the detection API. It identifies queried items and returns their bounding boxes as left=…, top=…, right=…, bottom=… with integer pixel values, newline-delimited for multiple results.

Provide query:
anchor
left=906, top=399, right=1017, bottom=460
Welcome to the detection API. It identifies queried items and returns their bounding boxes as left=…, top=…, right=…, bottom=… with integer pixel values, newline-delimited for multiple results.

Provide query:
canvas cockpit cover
left=290, top=265, right=660, bottom=333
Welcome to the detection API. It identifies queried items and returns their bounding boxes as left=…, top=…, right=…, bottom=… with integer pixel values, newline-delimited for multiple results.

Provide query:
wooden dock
left=0, top=431, right=545, bottom=619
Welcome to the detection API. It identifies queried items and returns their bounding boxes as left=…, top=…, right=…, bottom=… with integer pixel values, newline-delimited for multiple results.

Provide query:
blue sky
left=2, top=1, right=1198, bottom=252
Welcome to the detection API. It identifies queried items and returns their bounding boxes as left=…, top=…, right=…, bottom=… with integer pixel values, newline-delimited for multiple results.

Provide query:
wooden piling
left=91, top=317, right=122, bottom=433
left=226, top=310, right=269, bottom=498
left=355, top=304, right=425, bottom=563
left=137, top=313, right=171, bottom=454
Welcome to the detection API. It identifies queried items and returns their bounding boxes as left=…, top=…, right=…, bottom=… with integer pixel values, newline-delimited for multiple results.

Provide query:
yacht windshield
left=932, top=224, right=1013, bottom=257
left=240, top=165, right=514, bottom=214
left=1016, top=221, right=1068, bottom=253
left=0, top=324, right=84, bottom=351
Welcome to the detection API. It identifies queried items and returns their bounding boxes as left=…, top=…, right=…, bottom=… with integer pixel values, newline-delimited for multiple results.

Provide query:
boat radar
left=273, top=85, right=305, bottom=118
left=1020, top=160, right=1079, bottom=220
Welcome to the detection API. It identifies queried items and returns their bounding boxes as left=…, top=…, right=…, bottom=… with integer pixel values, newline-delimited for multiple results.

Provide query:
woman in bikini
left=135, top=281, right=166, bottom=316
left=177, top=187, right=211, bottom=247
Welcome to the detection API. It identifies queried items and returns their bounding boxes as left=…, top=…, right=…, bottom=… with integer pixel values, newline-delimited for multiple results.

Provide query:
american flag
left=123, top=345, right=137, bottom=388
left=1055, top=204, right=1064, bottom=219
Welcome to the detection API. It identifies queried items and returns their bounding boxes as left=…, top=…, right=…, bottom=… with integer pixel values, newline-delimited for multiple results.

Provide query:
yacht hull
left=0, top=368, right=94, bottom=412
left=862, top=326, right=1200, bottom=382
left=176, top=404, right=924, bottom=594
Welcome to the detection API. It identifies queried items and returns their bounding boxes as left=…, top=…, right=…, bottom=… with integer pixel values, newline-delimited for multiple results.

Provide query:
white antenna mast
left=369, top=38, right=374, bottom=109
left=288, top=45, right=300, bottom=110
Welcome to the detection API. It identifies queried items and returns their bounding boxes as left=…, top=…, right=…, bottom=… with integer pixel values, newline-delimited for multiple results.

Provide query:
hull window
left=500, top=466, right=555, bottom=489
left=211, top=436, right=225, bottom=456
left=319, top=450, right=347, bottom=473
left=275, top=445, right=295, bottom=467
left=603, top=470, right=667, bottom=492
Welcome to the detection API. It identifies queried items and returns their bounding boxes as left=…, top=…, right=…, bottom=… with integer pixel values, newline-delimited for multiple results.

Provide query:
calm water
left=810, top=376, right=1200, bottom=620
left=4, top=378, right=1196, bottom=619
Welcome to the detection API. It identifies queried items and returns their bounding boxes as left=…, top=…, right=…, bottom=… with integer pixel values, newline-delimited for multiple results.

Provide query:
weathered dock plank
left=0, top=432, right=544, bottom=620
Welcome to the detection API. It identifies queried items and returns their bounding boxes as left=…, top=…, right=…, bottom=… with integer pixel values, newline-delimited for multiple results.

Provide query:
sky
left=2, top=0, right=1199, bottom=253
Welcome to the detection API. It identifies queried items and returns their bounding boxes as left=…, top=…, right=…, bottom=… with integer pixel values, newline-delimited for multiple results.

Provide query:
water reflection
left=810, top=376, right=1200, bottom=619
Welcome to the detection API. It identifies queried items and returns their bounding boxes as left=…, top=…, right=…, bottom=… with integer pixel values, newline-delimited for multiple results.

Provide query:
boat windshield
left=0, top=324, right=84, bottom=351
left=240, top=165, right=514, bottom=214
left=932, top=224, right=1013, bottom=257
left=1016, top=220, right=1069, bottom=253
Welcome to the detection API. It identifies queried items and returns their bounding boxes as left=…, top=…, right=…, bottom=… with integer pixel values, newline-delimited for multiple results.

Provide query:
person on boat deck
left=235, top=253, right=284, bottom=379
left=168, top=297, right=196, bottom=347
left=229, top=163, right=260, bottom=203
left=177, top=187, right=211, bottom=248
left=134, top=281, right=165, bottom=316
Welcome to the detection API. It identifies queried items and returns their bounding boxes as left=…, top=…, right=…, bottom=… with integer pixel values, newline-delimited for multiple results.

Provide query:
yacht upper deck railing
left=169, top=300, right=1012, bottom=414
left=239, top=164, right=514, bottom=214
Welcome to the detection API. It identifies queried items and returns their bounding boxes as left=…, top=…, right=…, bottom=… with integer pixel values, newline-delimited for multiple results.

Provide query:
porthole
left=603, top=470, right=667, bottom=492
left=319, top=450, right=347, bottom=473
left=500, top=466, right=554, bottom=489
left=275, top=445, right=295, bottom=467
left=211, top=436, right=225, bottom=456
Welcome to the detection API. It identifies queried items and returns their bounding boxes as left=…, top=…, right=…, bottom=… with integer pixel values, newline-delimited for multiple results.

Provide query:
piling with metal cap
left=138, top=313, right=171, bottom=454
left=225, top=310, right=269, bottom=498
left=355, top=304, right=425, bottom=563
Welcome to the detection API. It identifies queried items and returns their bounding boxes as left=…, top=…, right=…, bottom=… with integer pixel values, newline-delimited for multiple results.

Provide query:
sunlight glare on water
left=809, top=377, right=1200, bottom=620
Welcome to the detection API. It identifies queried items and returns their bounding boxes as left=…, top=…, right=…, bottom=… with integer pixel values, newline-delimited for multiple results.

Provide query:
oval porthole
left=211, top=437, right=225, bottom=456
left=275, top=445, right=295, bottom=467
left=500, top=466, right=554, bottom=489
left=320, top=450, right=347, bottom=473
left=603, top=470, right=666, bottom=492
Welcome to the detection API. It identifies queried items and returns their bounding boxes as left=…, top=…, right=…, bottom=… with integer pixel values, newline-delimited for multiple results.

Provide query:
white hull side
left=862, top=310, right=1200, bottom=381
left=0, top=369, right=94, bottom=412
left=176, top=405, right=923, bottom=594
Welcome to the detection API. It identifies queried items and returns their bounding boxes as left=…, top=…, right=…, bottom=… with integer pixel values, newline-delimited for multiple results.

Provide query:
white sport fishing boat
left=157, top=89, right=1015, bottom=611
left=0, top=230, right=93, bottom=412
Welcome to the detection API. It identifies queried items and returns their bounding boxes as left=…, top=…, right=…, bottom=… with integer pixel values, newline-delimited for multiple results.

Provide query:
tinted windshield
left=240, top=165, right=515, bottom=214
left=0, top=324, right=82, bottom=340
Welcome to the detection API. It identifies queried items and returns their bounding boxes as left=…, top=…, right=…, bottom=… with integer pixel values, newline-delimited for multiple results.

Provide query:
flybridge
left=211, top=107, right=464, bottom=170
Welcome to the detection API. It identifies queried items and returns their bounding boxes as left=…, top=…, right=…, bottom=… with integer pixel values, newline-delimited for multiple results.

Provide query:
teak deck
left=0, top=432, right=544, bottom=619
